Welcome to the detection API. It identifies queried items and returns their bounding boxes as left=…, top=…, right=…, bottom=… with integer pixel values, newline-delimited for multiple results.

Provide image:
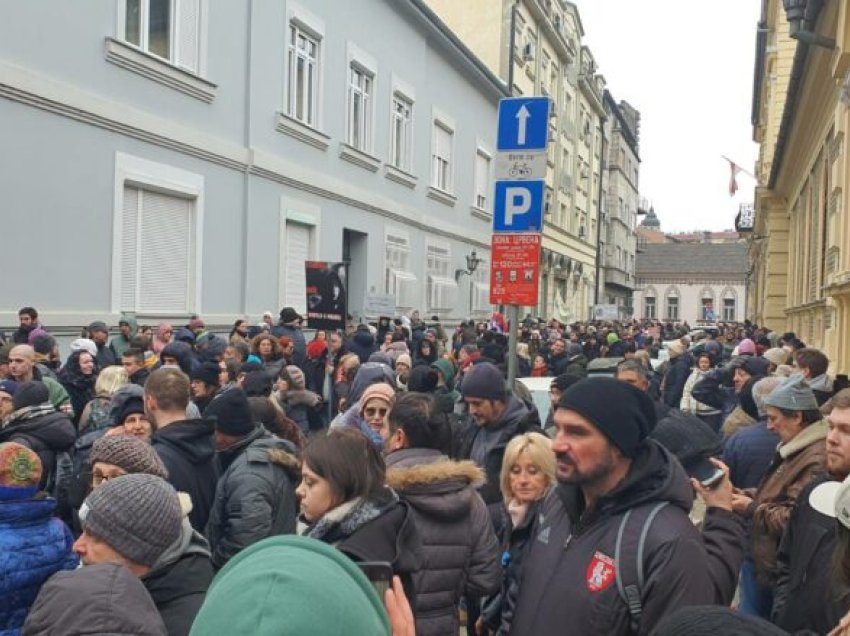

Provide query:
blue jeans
left=738, top=559, right=774, bottom=619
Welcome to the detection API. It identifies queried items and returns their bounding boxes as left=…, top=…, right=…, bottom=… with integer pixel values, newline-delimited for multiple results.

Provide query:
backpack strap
left=614, top=501, right=670, bottom=634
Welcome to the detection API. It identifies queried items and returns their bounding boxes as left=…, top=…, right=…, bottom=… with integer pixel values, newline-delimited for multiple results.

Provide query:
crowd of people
left=1, top=304, right=850, bottom=635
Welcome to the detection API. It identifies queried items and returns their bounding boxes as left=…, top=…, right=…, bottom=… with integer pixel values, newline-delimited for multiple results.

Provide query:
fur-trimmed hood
left=385, top=448, right=486, bottom=519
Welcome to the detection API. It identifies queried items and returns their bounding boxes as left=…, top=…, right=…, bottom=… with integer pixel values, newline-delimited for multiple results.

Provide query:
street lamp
left=782, top=0, right=835, bottom=48
left=455, top=249, right=483, bottom=316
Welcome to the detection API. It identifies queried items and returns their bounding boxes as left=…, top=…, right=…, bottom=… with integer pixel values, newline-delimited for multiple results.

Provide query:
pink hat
left=738, top=339, right=756, bottom=355
left=359, top=383, right=395, bottom=415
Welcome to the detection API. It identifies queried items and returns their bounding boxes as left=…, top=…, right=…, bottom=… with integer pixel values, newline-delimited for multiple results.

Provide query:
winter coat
left=57, top=356, right=97, bottom=428
left=721, top=405, right=757, bottom=438
left=302, top=487, right=422, bottom=600
left=348, top=329, right=378, bottom=364
left=93, top=342, right=116, bottom=369
left=274, top=324, right=306, bottom=368
left=109, top=314, right=138, bottom=359
left=151, top=419, right=218, bottom=532
left=721, top=419, right=779, bottom=489
left=0, top=495, right=78, bottom=634
left=680, top=368, right=719, bottom=416
left=451, top=395, right=542, bottom=527
left=547, top=352, right=570, bottom=376
left=744, top=419, right=828, bottom=585
left=205, top=426, right=299, bottom=569
left=0, top=406, right=76, bottom=490
left=772, top=475, right=850, bottom=634
left=143, top=521, right=214, bottom=636
left=509, top=440, right=721, bottom=636
left=662, top=355, right=691, bottom=408
left=276, top=389, right=322, bottom=435
left=385, top=449, right=500, bottom=636
left=564, top=354, right=589, bottom=378
left=23, top=563, right=166, bottom=636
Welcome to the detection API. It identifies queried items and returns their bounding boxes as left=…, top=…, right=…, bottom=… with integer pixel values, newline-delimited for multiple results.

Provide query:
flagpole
left=721, top=155, right=756, bottom=179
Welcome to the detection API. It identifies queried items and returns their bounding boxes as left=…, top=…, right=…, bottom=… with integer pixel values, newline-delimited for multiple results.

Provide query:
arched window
left=643, top=285, right=657, bottom=320
left=721, top=287, right=738, bottom=322
left=664, top=286, right=680, bottom=321
left=699, top=286, right=716, bottom=321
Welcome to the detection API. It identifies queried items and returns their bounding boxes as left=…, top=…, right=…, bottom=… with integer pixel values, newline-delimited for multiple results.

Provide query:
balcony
left=601, top=266, right=635, bottom=291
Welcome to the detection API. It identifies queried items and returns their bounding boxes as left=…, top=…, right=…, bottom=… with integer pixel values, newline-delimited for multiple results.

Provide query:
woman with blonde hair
left=77, top=365, right=129, bottom=435
left=480, top=432, right=556, bottom=635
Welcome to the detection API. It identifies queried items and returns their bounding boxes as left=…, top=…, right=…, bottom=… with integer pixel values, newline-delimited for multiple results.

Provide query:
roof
left=636, top=243, right=748, bottom=277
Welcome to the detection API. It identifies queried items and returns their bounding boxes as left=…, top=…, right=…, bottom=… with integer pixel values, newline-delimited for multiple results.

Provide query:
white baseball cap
left=809, top=475, right=850, bottom=529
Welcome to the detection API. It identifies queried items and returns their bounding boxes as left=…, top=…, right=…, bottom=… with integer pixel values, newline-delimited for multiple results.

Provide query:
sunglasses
left=364, top=407, right=388, bottom=418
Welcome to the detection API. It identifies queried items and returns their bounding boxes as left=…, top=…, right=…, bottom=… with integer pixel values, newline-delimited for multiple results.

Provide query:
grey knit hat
left=81, top=474, right=182, bottom=567
left=90, top=435, right=168, bottom=479
left=762, top=374, right=819, bottom=411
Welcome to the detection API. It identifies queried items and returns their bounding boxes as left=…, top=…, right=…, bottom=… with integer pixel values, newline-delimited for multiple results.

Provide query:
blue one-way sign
left=493, top=180, right=545, bottom=233
left=496, top=97, right=551, bottom=152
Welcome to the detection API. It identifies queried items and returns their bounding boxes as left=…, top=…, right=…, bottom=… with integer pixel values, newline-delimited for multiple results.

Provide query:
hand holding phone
left=358, top=562, right=393, bottom=599
left=690, top=458, right=733, bottom=512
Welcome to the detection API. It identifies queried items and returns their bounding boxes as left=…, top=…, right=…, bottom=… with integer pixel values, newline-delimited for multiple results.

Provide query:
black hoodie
left=151, top=419, right=218, bottom=531
left=510, top=441, right=719, bottom=636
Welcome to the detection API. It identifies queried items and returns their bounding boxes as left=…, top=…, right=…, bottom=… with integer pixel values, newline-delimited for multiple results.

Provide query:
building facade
left=634, top=243, right=748, bottom=324
left=426, top=0, right=606, bottom=322
left=600, top=91, right=640, bottom=319
left=0, top=0, right=506, bottom=331
left=749, top=0, right=850, bottom=373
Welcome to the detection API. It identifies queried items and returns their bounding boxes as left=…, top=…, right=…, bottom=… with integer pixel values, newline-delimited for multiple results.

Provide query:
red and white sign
left=586, top=551, right=616, bottom=593
left=489, top=233, right=541, bottom=306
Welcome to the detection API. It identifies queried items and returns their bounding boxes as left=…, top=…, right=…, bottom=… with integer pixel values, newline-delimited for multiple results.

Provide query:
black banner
left=305, top=261, right=347, bottom=330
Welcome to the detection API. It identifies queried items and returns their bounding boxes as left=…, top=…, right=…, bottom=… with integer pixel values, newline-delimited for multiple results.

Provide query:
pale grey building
left=0, top=0, right=506, bottom=334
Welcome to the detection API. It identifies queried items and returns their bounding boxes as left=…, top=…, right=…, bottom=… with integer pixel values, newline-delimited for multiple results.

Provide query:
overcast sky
left=577, top=0, right=761, bottom=233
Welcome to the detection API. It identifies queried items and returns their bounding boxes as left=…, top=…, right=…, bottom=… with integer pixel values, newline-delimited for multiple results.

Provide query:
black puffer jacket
left=143, top=521, right=214, bottom=636
left=0, top=406, right=75, bottom=490
left=151, top=419, right=218, bottom=532
left=385, top=448, right=500, bottom=636
left=510, top=440, right=721, bottom=636
left=205, top=426, right=299, bottom=569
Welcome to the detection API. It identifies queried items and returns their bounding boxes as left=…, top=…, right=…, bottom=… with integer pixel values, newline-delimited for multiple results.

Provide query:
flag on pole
left=728, top=160, right=741, bottom=196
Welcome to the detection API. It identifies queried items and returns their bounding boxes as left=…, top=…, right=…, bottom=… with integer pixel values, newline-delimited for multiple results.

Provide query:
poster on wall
left=305, top=261, right=347, bottom=330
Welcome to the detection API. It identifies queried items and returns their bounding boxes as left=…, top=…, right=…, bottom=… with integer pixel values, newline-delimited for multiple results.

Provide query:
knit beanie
left=0, top=379, right=19, bottom=398
left=762, top=374, right=819, bottom=411
left=90, top=435, right=168, bottom=479
left=653, top=605, right=787, bottom=636
left=557, top=378, right=657, bottom=458
left=667, top=340, right=686, bottom=359
left=407, top=366, right=438, bottom=393
left=358, top=382, right=395, bottom=415
left=12, top=381, right=49, bottom=410
left=606, top=332, right=619, bottom=346
left=395, top=353, right=412, bottom=369
left=0, top=442, right=42, bottom=500
left=461, top=362, right=507, bottom=402
left=738, top=338, right=756, bottom=355
left=205, top=388, right=254, bottom=436
left=551, top=373, right=583, bottom=392
left=480, top=343, right=505, bottom=365
left=740, top=356, right=771, bottom=378
left=81, top=474, right=182, bottom=567
left=70, top=338, right=98, bottom=358
left=190, top=536, right=389, bottom=635
left=763, top=347, right=788, bottom=368
left=114, top=396, right=145, bottom=427
left=190, top=360, right=220, bottom=387
left=285, top=365, right=306, bottom=391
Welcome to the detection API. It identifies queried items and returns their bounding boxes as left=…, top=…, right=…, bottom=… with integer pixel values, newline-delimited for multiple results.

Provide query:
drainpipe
left=593, top=115, right=607, bottom=309
left=240, top=0, right=254, bottom=315
left=507, top=1, right=519, bottom=95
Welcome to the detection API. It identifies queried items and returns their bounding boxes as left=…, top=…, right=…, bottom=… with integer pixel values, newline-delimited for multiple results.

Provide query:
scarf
left=305, top=488, right=398, bottom=545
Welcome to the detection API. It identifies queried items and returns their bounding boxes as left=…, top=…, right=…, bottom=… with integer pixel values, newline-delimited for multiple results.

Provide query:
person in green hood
left=430, top=358, right=460, bottom=414
left=110, top=313, right=138, bottom=359
left=190, top=535, right=391, bottom=635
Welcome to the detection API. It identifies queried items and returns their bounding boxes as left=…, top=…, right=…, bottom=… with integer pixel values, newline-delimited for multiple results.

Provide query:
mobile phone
left=700, top=467, right=725, bottom=489
left=358, top=562, right=393, bottom=598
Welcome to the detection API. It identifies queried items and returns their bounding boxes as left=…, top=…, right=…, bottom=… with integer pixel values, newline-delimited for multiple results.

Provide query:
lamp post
left=455, top=249, right=482, bottom=317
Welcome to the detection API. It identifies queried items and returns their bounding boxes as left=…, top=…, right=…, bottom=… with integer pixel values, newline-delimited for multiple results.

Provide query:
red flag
left=728, top=160, right=741, bottom=196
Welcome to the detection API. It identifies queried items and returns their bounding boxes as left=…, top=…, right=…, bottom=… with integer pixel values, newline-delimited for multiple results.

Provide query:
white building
left=633, top=243, right=748, bottom=324
left=0, top=0, right=506, bottom=333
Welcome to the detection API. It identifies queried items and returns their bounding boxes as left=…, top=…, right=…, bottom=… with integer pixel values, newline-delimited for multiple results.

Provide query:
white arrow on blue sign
left=496, top=97, right=552, bottom=152
left=493, top=180, right=545, bottom=233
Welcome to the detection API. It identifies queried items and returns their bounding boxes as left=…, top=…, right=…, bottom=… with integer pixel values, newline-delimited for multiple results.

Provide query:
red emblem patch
left=586, top=551, right=616, bottom=593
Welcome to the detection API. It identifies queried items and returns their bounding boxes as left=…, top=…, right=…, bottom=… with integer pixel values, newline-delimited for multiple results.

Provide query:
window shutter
left=121, top=186, right=140, bottom=311
left=175, top=0, right=200, bottom=72
left=139, top=191, right=192, bottom=313
left=434, top=125, right=452, bottom=161
left=284, top=222, right=311, bottom=315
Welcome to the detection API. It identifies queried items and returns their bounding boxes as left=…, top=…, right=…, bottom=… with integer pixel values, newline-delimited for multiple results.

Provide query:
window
left=123, top=0, right=201, bottom=71
left=347, top=65, right=373, bottom=152
left=121, top=185, right=196, bottom=313
left=283, top=221, right=312, bottom=315
left=723, top=297, right=736, bottom=321
left=287, top=23, right=320, bottom=126
left=471, top=258, right=491, bottom=314
left=666, top=296, right=679, bottom=321
left=431, top=122, right=453, bottom=192
left=390, top=93, right=413, bottom=172
left=645, top=296, right=656, bottom=319
left=385, top=233, right=418, bottom=310
left=474, top=150, right=491, bottom=210
left=426, top=243, right=457, bottom=313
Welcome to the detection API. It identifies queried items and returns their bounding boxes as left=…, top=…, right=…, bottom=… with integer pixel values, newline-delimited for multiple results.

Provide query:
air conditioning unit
left=522, top=42, right=536, bottom=61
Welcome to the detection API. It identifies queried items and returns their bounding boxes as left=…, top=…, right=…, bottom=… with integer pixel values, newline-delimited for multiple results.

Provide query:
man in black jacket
left=204, top=388, right=299, bottom=570
left=510, top=378, right=731, bottom=636
left=146, top=368, right=218, bottom=531
left=772, top=388, right=850, bottom=633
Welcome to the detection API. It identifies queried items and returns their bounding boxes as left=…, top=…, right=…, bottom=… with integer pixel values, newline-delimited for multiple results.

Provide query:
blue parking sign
left=496, top=97, right=551, bottom=152
left=493, top=180, right=544, bottom=233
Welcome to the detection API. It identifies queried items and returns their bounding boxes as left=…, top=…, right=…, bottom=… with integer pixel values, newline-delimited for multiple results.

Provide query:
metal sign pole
left=506, top=304, right=518, bottom=389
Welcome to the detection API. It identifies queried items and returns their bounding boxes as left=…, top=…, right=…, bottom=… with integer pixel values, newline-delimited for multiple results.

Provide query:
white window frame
left=430, top=109, right=456, bottom=194
left=389, top=87, right=414, bottom=172
left=644, top=296, right=656, bottom=320
left=279, top=197, right=320, bottom=312
left=473, top=145, right=492, bottom=212
left=111, top=152, right=204, bottom=315
left=344, top=43, right=378, bottom=155
left=384, top=229, right=419, bottom=310
left=425, top=240, right=457, bottom=313
left=283, top=3, right=325, bottom=130
left=287, top=23, right=321, bottom=127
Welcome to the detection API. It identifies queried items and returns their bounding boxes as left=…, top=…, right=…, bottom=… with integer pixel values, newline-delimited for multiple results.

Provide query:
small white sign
left=494, top=151, right=548, bottom=181
left=593, top=304, right=619, bottom=320
left=363, top=293, right=396, bottom=317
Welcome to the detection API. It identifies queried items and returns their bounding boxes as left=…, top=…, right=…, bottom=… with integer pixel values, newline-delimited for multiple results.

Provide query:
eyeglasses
left=364, top=407, right=388, bottom=418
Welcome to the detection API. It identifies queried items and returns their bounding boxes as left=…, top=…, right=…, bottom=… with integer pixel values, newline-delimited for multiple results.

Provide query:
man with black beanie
left=189, top=360, right=221, bottom=414
left=510, top=377, right=722, bottom=636
left=204, top=388, right=299, bottom=570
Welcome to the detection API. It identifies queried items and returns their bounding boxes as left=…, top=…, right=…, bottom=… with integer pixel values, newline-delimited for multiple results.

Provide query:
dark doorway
left=343, top=229, right=368, bottom=321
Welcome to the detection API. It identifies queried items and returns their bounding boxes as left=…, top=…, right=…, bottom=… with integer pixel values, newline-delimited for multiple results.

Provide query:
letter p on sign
left=493, top=180, right=544, bottom=233
left=505, top=187, right=531, bottom=225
